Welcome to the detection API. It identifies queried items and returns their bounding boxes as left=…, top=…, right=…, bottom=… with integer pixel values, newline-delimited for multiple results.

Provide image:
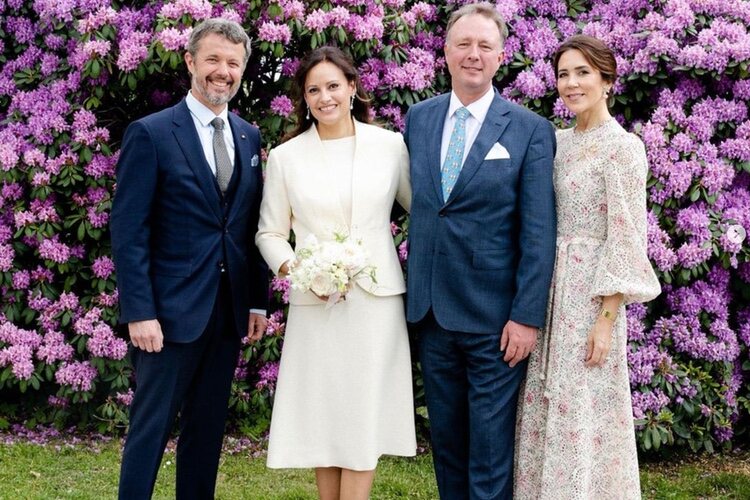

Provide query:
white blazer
left=255, top=120, right=411, bottom=305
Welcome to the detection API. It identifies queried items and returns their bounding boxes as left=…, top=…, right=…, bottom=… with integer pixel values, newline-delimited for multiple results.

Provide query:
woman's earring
left=603, top=86, right=611, bottom=98
left=350, top=94, right=355, bottom=110
left=306, top=106, right=310, bottom=120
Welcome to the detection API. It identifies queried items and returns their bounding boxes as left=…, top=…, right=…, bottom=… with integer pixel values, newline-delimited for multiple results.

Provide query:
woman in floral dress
left=515, top=35, right=661, bottom=499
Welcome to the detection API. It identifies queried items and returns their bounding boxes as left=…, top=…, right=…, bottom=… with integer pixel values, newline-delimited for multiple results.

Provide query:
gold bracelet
left=600, top=308, right=615, bottom=320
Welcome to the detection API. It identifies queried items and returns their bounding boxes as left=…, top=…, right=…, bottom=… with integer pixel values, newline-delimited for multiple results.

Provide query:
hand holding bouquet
left=288, top=233, right=376, bottom=308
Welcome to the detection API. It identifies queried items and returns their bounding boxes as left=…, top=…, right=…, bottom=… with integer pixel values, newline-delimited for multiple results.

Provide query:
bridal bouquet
left=288, top=233, right=376, bottom=308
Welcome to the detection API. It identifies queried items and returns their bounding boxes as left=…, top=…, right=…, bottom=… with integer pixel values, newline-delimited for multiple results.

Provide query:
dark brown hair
left=284, top=46, right=372, bottom=142
left=553, top=35, right=617, bottom=105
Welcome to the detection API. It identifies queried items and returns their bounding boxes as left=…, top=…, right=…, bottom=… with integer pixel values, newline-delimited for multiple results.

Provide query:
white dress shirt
left=185, top=91, right=236, bottom=174
left=440, top=86, right=495, bottom=167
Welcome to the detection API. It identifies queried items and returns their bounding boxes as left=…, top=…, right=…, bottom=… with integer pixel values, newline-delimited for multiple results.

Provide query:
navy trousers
left=415, top=311, right=527, bottom=500
left=118, top=276, right=240, bottom=499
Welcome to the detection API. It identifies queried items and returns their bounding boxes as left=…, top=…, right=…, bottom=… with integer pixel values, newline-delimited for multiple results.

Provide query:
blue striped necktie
left=441, top=107, right=470, bottom=201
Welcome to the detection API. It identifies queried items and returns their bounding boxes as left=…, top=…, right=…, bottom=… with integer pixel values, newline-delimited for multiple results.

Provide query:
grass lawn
left=1, top=439, right=749, bottom=499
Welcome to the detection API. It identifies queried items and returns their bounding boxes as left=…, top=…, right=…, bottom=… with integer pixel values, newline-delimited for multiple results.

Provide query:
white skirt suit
left=256, top=120, right=417, bottom=470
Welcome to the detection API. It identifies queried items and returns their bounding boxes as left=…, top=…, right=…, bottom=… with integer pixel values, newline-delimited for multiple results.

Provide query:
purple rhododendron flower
left=270, top=95, right=294, bottom=117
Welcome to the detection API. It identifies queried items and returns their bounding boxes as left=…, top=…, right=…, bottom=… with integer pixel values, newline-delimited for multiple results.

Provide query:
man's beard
left=194, top=74, right=239, bottom=106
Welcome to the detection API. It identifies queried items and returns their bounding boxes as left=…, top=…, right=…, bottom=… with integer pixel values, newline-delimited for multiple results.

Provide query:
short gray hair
left=187, top=18, right=251, bottom=66
left=446, top=2, right=508, bottom=46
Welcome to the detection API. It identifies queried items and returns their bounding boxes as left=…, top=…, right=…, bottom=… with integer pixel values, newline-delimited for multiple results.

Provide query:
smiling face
left=444, top=13, right=504, bottom=104
left=304, top=61, right=356, bottom=135
left=185, top=33, right=246, bottom=114
left=556, top=48, right=611, bottom=119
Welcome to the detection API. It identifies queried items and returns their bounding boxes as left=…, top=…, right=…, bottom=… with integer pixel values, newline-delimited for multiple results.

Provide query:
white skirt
left=266, top=285, right=417, bottom=470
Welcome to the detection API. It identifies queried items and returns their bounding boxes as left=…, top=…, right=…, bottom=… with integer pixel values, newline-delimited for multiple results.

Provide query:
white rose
left=310, top=271, right=337, bottom=296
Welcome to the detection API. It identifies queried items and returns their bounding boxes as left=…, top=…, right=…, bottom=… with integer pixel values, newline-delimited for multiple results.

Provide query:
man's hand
left=500, top=320, right=538, bottom=368
left=247, top=312, right=268, bottom=343
left=129, top=319, right=164, bottom=353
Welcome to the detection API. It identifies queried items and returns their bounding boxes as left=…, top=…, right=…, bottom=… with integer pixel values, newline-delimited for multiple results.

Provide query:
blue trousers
left=416, top=311, right=527, bottom=500
left=118, top=276, right=240, bottom=499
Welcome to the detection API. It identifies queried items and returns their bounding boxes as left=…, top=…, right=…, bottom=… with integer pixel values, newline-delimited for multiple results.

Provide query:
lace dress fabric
left=514, top=119, right=661, bottom=499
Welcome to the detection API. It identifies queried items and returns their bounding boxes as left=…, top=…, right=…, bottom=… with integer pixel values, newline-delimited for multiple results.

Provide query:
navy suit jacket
left=110, top=99, right=268, bottom=343
left=404, top=91, right=557, bottom=333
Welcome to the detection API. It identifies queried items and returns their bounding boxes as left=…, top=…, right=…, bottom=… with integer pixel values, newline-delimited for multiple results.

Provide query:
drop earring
left=306, top=106, right=310, bottom=120
left=350, top=94, right=355, bottom=110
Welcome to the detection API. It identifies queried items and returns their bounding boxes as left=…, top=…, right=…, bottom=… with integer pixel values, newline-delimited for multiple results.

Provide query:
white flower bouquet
left=288, top=233, right=376, bottom=308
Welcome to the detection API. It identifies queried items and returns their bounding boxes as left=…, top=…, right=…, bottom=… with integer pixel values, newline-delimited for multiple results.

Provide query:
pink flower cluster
left=55, top=360, right=99, bottom=392
left=255, top=361, right=279, bottom=392
left=270, top=95, right=293, bottom=117
left=257, top=21, right=292, bottom=45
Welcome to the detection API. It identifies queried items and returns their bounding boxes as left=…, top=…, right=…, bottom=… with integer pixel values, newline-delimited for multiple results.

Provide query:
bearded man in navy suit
left=403, top=3, right=557, bottom=499
left=111, top=19, right=268, bottom=499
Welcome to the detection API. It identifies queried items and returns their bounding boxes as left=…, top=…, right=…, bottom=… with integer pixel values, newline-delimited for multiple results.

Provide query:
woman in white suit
left=256, top=46, right=416, bottom=500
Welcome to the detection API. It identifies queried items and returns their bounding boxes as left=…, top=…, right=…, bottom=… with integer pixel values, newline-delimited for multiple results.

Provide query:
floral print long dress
left=514, top=119, right=661, bottom=499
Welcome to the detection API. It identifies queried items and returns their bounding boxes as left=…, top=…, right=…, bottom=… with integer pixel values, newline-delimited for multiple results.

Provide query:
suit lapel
left=427, top=96, right=450, bottom=205
left=172, top=100, right=222, bottom=221
left=227, top=113, right=251, bottom=209
left=445, top=94, right=511, bottom=205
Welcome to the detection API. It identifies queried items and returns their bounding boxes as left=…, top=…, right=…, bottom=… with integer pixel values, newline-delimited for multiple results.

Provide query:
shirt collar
left=186, top=91, right=229, bottom=128
left=448, top=86, right=495, bottom=124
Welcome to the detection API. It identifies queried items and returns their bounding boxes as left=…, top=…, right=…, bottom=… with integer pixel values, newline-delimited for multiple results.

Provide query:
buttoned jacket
left=256, top=120, right=410, bottom=305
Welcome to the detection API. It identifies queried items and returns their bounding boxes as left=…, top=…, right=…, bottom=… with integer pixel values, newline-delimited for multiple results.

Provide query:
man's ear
left=184, top=52, right=194, bottom=73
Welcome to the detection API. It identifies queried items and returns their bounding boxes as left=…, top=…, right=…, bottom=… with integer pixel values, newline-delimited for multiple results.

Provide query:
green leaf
left=90, top=59, right=101, bottom=78
left=704, top=439, right=714, bottom=453
left=650, top=426, right=661, bottom=450
left=81, top=147, right=93, bottom=163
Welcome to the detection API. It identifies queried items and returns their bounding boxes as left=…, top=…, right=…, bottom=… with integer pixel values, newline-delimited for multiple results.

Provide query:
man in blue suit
left=403, top=4, right=557, bottom=498
left=110, top=19, right=268, bottom=499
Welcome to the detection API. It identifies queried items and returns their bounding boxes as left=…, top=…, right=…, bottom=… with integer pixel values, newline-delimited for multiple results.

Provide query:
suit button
left=438, top=211, right=446, bottom=217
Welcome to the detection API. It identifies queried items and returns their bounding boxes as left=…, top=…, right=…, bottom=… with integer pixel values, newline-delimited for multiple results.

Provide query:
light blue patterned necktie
left=441, top=107, right=470, bottom=202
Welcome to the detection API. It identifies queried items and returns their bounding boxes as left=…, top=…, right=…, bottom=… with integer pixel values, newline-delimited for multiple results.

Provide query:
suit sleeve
left=247, top=127, right=270, bottom=310
left=402, top=107, right=412, bottom=151
left=510, top=119, right=557, bottom=328
left=395, top=136, right=412, bottom=212
left=255, top=148, right=296, bottom=275
left=110, top=120, right=158, bottom=324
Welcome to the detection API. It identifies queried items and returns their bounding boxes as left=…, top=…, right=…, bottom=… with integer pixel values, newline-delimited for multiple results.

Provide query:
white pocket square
left=484, top=143, right=510, bottom=160
left=251, top=154, right=259, bottom=167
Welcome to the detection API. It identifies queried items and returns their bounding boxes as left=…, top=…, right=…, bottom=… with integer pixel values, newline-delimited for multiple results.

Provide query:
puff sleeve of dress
left=590, top=133, right=661, bottom=304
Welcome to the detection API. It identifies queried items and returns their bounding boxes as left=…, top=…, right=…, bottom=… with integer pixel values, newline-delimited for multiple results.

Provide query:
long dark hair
left=284, top=46, right=371, bottom=142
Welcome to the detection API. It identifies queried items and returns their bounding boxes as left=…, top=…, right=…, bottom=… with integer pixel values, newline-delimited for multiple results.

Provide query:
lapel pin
left=241, top=134, right=246, bottom=139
